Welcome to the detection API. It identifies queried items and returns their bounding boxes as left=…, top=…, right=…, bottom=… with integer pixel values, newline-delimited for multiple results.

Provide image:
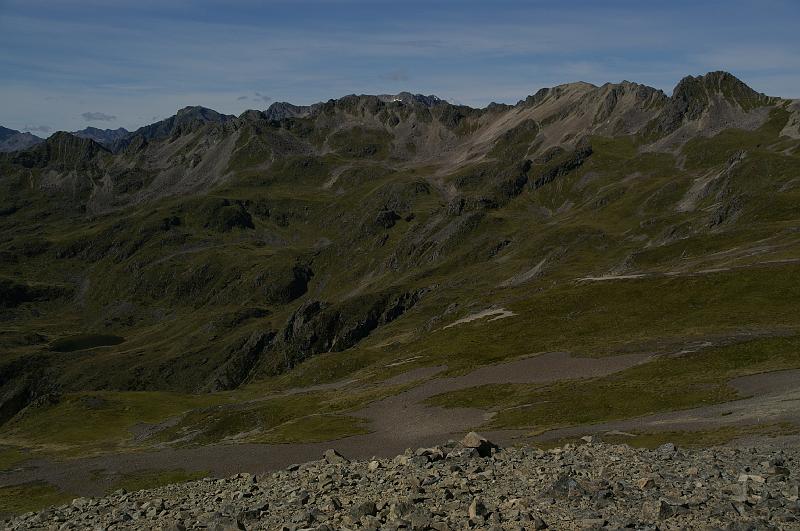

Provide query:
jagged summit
left=174, top=105, right=233, bottom=122
left=111, top=105, right=235, bottom=150
left=72, top=126, right=129, bottom=147
left=650, top=71, right=776, bottom=140
left=8, top=130, right=109, bottom=169
left=677, top=71, right=775, bottom=113
left=673, top=71, right=768, bottom=98
left=376, top=92, right=444, bottom=106
left=1, top=70, right=773, bottom=157
left=236, top=94, right=445, bottom=127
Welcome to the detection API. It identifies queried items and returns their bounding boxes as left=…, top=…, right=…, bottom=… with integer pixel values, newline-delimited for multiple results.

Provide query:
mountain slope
left=0, top=71, right=799, bottom=463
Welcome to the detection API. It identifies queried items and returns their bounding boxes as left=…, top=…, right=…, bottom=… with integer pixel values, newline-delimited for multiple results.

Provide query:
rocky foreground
left=5, top=434, right=800, bottom=530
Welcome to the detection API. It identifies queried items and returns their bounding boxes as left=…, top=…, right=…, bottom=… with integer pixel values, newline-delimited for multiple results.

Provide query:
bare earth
left=1, top=354, right=799, bottom=498
left=529, top=368, right=800, bottom=446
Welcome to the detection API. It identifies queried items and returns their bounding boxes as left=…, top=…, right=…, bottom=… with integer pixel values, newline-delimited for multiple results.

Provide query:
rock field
left=5, top=433, right=800, bottom=530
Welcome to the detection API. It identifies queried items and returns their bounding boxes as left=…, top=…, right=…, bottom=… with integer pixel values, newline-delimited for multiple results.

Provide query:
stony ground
left=4, top=434, right=800, bottom=530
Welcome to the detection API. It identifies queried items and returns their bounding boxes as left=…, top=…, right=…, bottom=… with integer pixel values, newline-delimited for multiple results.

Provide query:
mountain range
left=0, top=126, right=131, bottom=153
left=1, top=71, right=799, bottom=500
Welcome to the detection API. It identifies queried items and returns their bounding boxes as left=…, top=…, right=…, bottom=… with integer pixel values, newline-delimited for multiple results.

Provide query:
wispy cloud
left=382, top=69, right=410, bottom=82
left=81, top=111, right=117, bottom=122
left=690, top=46, right=800, bottom=73
left=1, top=1, right=798, bottom=133
left=24, top=124, right=51, bottom=133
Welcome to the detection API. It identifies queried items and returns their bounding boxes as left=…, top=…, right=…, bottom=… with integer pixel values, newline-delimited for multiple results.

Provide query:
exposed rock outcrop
left=275, top=289, right=426, bottom=371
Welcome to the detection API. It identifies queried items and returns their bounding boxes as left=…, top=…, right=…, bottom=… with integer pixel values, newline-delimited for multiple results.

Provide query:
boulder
left=468, top=497, right=488, bottom=520
left=323, top=448, right=349, bottom=465
left=460, top=431, right=497, bottom=457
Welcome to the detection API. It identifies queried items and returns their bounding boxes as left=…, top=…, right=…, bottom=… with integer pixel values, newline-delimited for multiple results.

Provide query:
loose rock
left=3, top=437, right=798, bottom=530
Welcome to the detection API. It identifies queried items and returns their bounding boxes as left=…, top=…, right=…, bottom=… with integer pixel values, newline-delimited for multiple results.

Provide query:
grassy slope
left=426, top=333, right=800, bottom=430
left=0, top=99, right=798, bottom=492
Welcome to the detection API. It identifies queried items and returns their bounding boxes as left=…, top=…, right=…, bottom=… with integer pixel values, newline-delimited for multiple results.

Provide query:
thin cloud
left=81, top=111, right=117, bottom=122
left=382, top=69, right=409, bottom=82
left=254, top=92, right=272, bottom=103
left=691, top=46, right=800, bottom=73
left=2, top=1, right=798, bottom=130
left=24, top=124, right=51, bottom=133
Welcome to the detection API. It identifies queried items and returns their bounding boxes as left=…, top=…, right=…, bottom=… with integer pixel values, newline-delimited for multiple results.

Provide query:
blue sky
left=1, top=0, right=798, bottom=135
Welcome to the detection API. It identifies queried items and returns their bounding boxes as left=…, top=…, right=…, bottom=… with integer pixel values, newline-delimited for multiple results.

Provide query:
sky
left=1, top=0, right=798, bottom=136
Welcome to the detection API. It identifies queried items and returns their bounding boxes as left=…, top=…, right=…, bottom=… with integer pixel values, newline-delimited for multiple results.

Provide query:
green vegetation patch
left=682, top=108, right=791, bottom=170
left=50, top=334, right=125, bottom=352
left=405, top=262, right=800, bottom=374
left=0, top=481, right=73, bottom=519
left=255, top=414, right=370, bottom=444
left=328, top=127, right=392, bottom=159
left=106, top=468, right=208, bottom=494
left=0, top=391, right=226, bottom=456
left=427, top=334, right=800, bottom=432
left=154, top=394, right=327, bottom=446
left=0, top=446, right=28, bottom=471
left=158, top=383, right=408, bottom=446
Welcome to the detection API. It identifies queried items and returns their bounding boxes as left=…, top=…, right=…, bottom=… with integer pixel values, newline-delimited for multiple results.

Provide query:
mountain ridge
left=73, top=126, right=130, bottom=147
left=5, top=71, right=791, bottom=216
left=0, top=70, right=799, bottom=494
left=2, top=71, right=785, bottom=156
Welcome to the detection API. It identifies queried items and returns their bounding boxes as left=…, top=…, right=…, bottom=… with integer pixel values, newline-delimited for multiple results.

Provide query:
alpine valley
left=2, top=71, right=800, bottom=521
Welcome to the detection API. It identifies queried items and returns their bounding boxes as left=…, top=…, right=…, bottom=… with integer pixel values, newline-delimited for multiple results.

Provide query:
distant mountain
left=129, top=106, right=234, bottom=141
left=8, top=131, right=110, bottom=169
left=72, top=126, right=129, bottom=147
left=262, top=102, right=315, bottom=121
left=1, top=71, right=800, bottom=463
left=377, top=92, right=443, bottom=106
left=107, top=105, right=236, bottom=152
left=0, top=126, right=44, bottom=152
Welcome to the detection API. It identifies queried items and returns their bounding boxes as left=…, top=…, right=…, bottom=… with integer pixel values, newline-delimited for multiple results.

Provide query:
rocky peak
left=10, top=131, right=108, bottom=168
left=122, top=106, right=235, bottom=145
left=377, top=92, right=444, bottom=107
left=0, top=126, right=21, bottom=142
left=655, top=71, right=772, bottom=135
left=262, top=102, right=313, bottom=121
left=174, top=105, right=233, bottom=123
left=590, top=81, right=667, bottom=126
left=72, top=126, right=130, bottom=147
left=0, top=126, right=45, bottom=153
left=672, top=71, right=770, bottom=112
left=518, top=81, right=598, bottom=109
